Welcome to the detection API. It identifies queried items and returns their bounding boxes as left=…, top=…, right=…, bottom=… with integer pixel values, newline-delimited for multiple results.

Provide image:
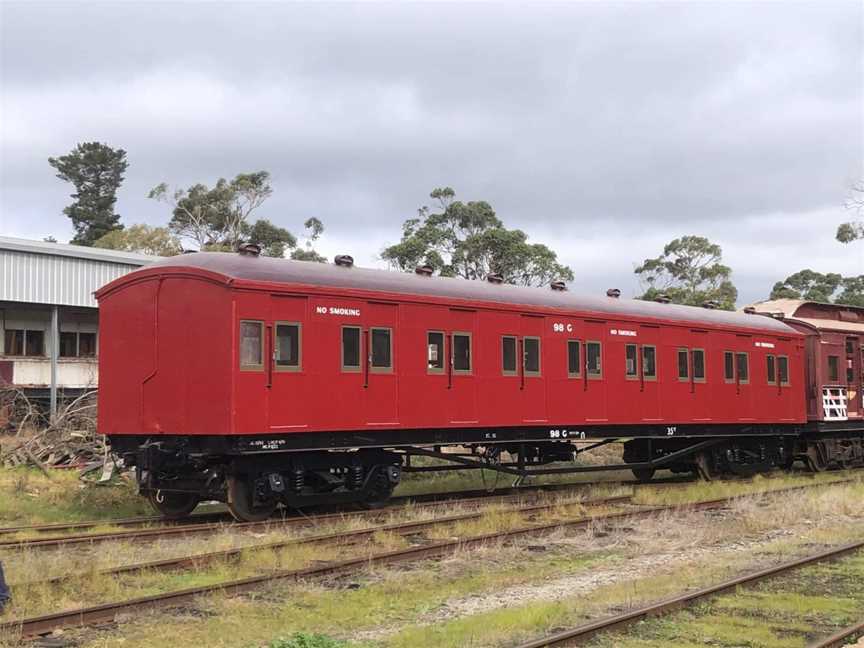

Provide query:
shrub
left=268, top=633, right=347, bottom=648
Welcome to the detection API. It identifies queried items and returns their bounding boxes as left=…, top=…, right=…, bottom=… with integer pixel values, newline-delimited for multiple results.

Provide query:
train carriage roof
left=101, top=252, right=798, bottom=335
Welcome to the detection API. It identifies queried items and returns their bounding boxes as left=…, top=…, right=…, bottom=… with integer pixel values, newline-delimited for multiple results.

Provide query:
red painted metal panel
left=97, top=254, right=810, bottom=440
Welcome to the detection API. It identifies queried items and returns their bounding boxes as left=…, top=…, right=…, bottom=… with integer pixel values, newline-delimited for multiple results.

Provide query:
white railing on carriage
left=822, top=385, right=848, bottom=421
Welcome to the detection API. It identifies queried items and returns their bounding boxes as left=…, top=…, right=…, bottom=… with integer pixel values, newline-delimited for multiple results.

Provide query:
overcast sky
left=1, top=1, right=862, bottom=305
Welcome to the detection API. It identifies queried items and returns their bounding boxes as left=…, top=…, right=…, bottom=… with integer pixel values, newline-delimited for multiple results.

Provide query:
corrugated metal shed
left=0, top=236, right=157, bottom=308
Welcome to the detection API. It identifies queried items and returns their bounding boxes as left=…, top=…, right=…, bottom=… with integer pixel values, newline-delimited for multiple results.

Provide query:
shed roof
left=0, top=236, right=157, bottom=308
left=109, top=252, right=797, bottom=335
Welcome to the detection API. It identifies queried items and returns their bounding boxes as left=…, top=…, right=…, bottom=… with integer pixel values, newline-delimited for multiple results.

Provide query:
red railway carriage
left=97, top=248, right=812, bottom=520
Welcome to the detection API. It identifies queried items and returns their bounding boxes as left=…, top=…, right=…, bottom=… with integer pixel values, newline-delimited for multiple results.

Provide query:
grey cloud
left=1, top=1, right=862, bottom=305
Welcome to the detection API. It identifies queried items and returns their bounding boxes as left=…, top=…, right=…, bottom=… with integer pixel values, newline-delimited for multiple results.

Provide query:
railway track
left=513, top=542, right=864, bottom=647
left=1, top=477, right=853, bottom=640
left=808, top=621, right=864, bottom=648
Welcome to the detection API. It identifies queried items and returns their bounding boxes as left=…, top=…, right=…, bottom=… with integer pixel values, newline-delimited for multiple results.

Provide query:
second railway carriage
left=97, top=247, right=810, bottom=521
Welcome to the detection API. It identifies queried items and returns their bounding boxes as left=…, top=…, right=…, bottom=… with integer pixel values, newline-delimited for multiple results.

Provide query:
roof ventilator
left=334, top=255, right=354, bottom=268
left=237, top=242, right=262, bottom=257
left=702, top=300, right=719, bottom=310
left=415, top=265, right=434, bottom=276
left=743, top=306, right=757, bottom=314
left=606, top=288, right=621, bottom=298
left=550, top=281, right=567, bottom=291
left=655, top=294, right=671, bottom=304
left=182, top=249, right=198, bottom=254
left=486, top=273, right=504, bottom=284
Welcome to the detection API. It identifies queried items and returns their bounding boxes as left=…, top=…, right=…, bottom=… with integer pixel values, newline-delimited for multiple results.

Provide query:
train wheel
left=227, top=476, right=277, bottom=522
left=148, top=490, right=199, bottom=519
left=631, top=467, right=655, bottom=483
left=362, top=467, right=395, bottom=509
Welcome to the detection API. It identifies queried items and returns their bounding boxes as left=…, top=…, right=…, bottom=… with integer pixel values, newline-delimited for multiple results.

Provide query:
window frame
left=677, top=347, right=689, bottom=382
left=624, top=343, right=639, bottom=380
left=369, top=327, right=393, bottom=373
left=724, top=351, right=735, bottom=383
left=523, top=336, right=542, bottom=377
left=641, top=345, right=657, bottom=381
left=501, top=335, right=518, bottom=376
left=766, top=354, right=776, bottom=385
left=586, top=340, right=602, bottom=379
left=273, top=321, right=302, bottom=372
left=735, top=351, right=750, bottom=384
left=827, top=354, right=840, bottom=383
left=426, top=330, right=445, bottom=374
left=341, top=325, right=362, bottom=373
left=78, top=331, right=97, bottom=358
left=239, top=320, right=265, bottom=371
left=778, top=355, right=790, bottom=386
left=567, top=339, right=582, bottom=378
left=692, top=348, right=706, bottom=383
left=452, top=331, right=472, bottom=375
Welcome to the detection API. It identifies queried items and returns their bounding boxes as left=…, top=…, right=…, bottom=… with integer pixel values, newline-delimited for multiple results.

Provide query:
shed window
left=724, top=351, right=735, bottom=382
left=3, top=330, right=24, bottom=356
left=567, top=340, right=581, bottom=377
left=736, top=352, right=749, bottom=383
left=453, top=333, right=471, bottom=373
left=778, top=356, right=789, bottom=385
left=524, top=337, right=541, bottom=375
left=677, top=349, right=689, bottom=381
left=275, top=323, right=301, bottom=370
left=501, top=336, right=517, bottom=375
left=371, top=328, right=392, bottom=371
left=642, top=346, right=657, bottom=379
left=59, top=331, right=97, bottom=358
left=427, top=331, right=444, bottom=372
left=586, top=341, right=602, bottom=377
left=828, top=355, right=840, bottom=383
left=766, top=355, right=776, bottom=384
left=239, top=321, right=263, bottom=369
left=692, top=349, right=705, bottom=381
left=342, top=326, right=361, bottom=371
left=625, top=344, right=638, bottom=379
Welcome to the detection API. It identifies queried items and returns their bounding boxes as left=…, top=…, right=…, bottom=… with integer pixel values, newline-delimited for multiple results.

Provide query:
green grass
left=268, top=633, right=347, bottom=648
left=0, top=466, right=150, bottom=526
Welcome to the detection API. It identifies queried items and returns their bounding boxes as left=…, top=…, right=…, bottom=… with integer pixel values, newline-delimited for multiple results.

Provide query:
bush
left=268, top=633, right=347, bottom=648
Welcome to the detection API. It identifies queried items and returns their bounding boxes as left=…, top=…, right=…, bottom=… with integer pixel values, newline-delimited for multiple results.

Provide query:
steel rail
left=514, top=542, right=864, bottom=647
left=2, top=478, right=846, bottom=639
left=0, top=481, right=632, bottom=547
left=807, top=621, right=864, bottom=648
left=20, top=495, right=633, bottom=588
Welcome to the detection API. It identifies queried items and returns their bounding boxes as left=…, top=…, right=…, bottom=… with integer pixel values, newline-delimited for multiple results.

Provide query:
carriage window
left=846, top=339, right=855, bottom=354
left=778, top=356, right=789, bottom=385
left=239, top=321, right=263, bottom=369
left=427, top=331, right=444, bottom=373
left=371, top=328, right=392, bottom=371
left=736, top=352, right=749, bottom=383
left=766, top=354, right=776, bottom=384
left=642, top=346, right=657, bottom=379
left=524, top=337, right=541, bottom=375
left=587, top=341, right=602, bottom=378
left=567, top=340, right=581, bottom=377
left=625, top=344, right=638, bottom=379
left=342, top=326, right=361, bottom=371
left=501, top=336, right=517, bottom=375
left=453, top=333, right=471, bottom=373
left=275, top=323, right=301, bottom=370
left=692, top=349, right=706, bottom=382
left=828, top=355, right=840, bottom=383
left=677, top=348, right=689, bottom=380
left=724, top=351, right=735, bottom=382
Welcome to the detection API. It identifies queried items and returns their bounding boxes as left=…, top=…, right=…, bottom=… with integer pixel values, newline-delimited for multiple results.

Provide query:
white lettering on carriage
left=316, top=305, right=361, bottom=317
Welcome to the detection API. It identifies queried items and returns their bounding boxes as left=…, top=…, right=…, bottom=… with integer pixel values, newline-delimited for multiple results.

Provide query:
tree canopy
left=634, top=236, right=737, bottom=310
left=48, top=142, right=128, bottom=246
left=836, top=181, right=864, bottom=244
left=770, top=269, right=864, bottom=307
left=381, top=187, right=573, bottom=287
left=148, top=171, right=296, bottom=257
left=290, top=218, right=327, bottom=262
left=94, top=224, right=182, bottom=256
